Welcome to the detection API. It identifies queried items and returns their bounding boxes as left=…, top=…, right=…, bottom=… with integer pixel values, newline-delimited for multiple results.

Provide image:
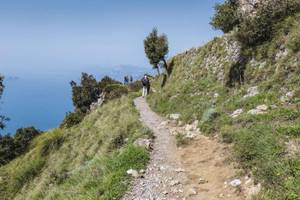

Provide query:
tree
left=14, top=127, right=41, bottom=156
left=0, top=75, right=8, bottom=130
left=0, top=127, right=41, bottom=166
left=0, top=135, right=15, bottom=165
left=210, top=0, right=240, bottom=33
left=70, top=73, right=100, bottom=113
left=144, top=28, right=169, bottom=75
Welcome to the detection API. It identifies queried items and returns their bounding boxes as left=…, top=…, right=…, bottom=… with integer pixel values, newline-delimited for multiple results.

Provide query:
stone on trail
left=170, top=113, right=181, bottom=120
left=175, top=168, right=185, bottom=173
left=170, top=180, right=180, bottom=186
left=198, top=177, right=208, bottom=184
left=187, top=188, right=198, bottom=196
left=127, top=169, right=139, bottom=178
left=230, top=179, right=242, bottom=187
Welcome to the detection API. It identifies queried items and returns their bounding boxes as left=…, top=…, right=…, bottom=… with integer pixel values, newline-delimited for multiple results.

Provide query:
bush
left=287, top=22, right=300, bottom=52
left=128, top=80, right=142, bottom=92
left=70, top=74, right=122, bottom=114
left=277, top=124, right=300, bottom=137
left=14, top=127, right=41, bottom=156
left=210, top=0, right=240, bottom=33
left=0, top=127, right=41, bottom=166
left=70, top=73, right=100, bottom=113
left=235, top=1, right=300, bottom=46
left=176, top=134, right=190, bottom=147
left=60, top=110, right=85, bottom=129
left=104, top=84, right=128, bottom=100
left=235, top=11, right=273, bottom=46
left=0, top=135, right=15, bottom=165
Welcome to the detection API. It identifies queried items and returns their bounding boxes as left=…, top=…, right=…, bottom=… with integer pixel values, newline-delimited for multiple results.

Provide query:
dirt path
left=123, top=97, right=250, bottom=200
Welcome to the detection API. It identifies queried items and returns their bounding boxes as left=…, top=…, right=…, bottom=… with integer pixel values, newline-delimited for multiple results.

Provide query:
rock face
left=90, top=92, right=106, bottom=111
left=239, top=0, right=262, bottom=15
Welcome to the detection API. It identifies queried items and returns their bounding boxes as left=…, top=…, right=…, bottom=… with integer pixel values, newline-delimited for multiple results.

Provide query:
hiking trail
left=123, top=97, right=253, bottom=200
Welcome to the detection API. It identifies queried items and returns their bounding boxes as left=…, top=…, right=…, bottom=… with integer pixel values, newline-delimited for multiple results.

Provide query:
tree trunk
left=162, top=58, right=169, bottom=76
left=156, top=66, right=160, bottom=75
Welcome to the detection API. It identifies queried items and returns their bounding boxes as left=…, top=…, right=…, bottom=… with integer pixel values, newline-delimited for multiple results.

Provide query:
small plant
left=176, top=134, right=189, bottom=147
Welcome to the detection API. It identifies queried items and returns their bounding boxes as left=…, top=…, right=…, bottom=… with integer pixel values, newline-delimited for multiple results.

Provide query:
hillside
left=0, top=96, right=151, bottom=200
left=148, top=12, right=300, bottom=199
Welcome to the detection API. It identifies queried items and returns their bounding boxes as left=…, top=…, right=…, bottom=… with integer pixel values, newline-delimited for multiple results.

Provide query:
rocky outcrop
left=90, top=92, right=106, bottom=111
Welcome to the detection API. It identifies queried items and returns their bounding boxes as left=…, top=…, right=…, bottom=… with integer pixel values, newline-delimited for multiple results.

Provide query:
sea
left=0, top=65, right=151, bottom=135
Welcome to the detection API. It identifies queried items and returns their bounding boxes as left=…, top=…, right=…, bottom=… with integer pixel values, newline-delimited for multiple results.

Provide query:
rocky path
left=123, top=97, right=257, bottom=200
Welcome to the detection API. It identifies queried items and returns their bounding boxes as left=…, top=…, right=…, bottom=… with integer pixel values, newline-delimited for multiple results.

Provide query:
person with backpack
left=141, top=75, right=150, bottom=97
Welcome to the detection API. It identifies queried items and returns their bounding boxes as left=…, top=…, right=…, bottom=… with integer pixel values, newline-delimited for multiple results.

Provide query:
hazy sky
left=0, top=0, right=223, bottom=78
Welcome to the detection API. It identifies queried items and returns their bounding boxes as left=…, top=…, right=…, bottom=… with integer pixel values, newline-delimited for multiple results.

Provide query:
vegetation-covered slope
left=148, top=12, right=300, bottom=199
left=0, top=96, right=150, bottom=200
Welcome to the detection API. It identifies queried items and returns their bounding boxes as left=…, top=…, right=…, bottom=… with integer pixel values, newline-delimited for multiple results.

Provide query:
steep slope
left=148, top=12, right=300, bottom=199
left=0, top=96, right=150, bottom=200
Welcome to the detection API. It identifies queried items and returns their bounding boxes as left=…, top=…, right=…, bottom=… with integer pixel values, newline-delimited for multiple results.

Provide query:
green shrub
left=14, top=127, right=41, bottom=155
left=104, top=84, right=128, bottom=100
left=175, top=134, right=189, bottom=147
left=235, top=12, right=273, bottom=46
left=235, top=1, right=300, bottom=47
left=0, top=127, right=41, bottom=166
left=287, top=22, right=300, bottom=52
left=60, top=110, right=85, bottom=129
left=233, top=126, right=283, bottom=169
left=128, top=80, right=142, bottom=92
left=210, top=0, right=240, bottom=33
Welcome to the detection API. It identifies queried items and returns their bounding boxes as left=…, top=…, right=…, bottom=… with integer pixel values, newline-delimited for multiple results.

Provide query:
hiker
left=124, top=76, right=129, bottom=85
left=141, top=75, right=150, bottom=97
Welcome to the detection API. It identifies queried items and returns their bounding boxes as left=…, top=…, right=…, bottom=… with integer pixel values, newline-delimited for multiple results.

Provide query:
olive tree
left=144, top=28, right=169, bottom=75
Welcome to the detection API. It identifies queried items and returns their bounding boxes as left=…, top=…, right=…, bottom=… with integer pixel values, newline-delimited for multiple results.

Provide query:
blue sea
left=1, top=65, right=150, bottom=134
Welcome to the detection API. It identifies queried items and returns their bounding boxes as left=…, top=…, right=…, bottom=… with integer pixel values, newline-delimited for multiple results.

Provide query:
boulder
left=230, top=109, right=243, bottom=118
left=248, top=105, right=268, bottom=115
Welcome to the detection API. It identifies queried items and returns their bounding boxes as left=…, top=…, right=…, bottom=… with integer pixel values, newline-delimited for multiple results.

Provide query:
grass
left=147, top=12, right=300, bottom=200
left=0, top=96, right=150, bottom=200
